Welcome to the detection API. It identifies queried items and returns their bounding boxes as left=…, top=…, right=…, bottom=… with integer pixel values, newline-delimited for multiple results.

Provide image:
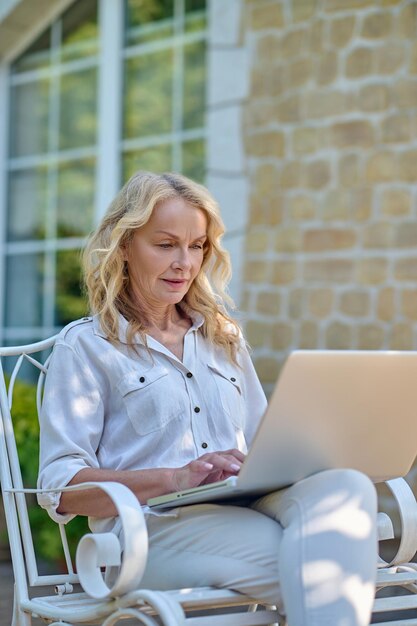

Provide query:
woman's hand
left=172, top=448, right=246, bottom=491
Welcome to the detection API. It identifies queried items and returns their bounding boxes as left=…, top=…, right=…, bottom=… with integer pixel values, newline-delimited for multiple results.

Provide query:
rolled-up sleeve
left=37, top=342, right=104, bottom=522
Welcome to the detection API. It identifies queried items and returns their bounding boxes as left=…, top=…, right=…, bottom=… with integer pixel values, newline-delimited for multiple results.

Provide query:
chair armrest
left=378, top=477, right=417, bottom=568
left=6, top=481, right=148, bottom=600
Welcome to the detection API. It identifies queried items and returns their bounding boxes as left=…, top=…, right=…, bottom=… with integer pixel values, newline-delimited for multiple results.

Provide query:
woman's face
left=125, top=197, right=208, bottom=308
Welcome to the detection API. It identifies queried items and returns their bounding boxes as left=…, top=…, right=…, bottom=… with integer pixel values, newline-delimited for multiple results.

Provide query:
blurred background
left=0, top=0, right=416, bottom=563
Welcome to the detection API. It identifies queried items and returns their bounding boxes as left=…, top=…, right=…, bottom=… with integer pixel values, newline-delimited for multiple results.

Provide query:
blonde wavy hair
left=83, top=171, right=242, bottom=362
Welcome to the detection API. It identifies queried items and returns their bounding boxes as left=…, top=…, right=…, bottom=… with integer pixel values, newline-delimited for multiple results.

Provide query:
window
left=122, top=0, right=207, bottom=182
left=2, top=0, right=207, bottom=343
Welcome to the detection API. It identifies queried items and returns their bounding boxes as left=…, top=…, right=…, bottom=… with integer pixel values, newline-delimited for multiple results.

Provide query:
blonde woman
left=38, top=171, right=377, bottom=626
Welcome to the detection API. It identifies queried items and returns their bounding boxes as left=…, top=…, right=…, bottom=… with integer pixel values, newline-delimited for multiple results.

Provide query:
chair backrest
left=0, top=336, right=81, bottom=601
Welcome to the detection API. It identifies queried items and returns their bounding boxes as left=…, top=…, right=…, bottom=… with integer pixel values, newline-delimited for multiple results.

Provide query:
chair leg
left=11, top=587, right=31, bottom=626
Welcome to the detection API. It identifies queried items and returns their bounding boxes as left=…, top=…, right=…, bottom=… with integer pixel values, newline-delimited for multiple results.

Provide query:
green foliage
left=11, top=376, right=89, bottom=565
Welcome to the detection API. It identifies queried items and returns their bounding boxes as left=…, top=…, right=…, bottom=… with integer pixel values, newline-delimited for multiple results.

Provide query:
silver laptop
left=148, top=350, right=417, bottom=509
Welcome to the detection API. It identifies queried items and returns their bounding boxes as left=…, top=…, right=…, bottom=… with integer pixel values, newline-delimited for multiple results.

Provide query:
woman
left=38, top=171, right=377, bottom=625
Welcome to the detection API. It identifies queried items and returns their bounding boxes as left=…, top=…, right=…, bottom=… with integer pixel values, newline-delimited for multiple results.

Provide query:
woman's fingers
left=174, top=449, right=246, bottom=491
left=199, top=451, right=243, bottom=474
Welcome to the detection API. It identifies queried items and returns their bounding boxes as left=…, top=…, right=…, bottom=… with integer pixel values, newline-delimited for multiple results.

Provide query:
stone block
left=357, top=258, right=388, bottom=285
left=271, top=322, right=293, bottom=350
left=305, top=90, right=348, bottom=118
left=288, top=194, right=316, bottom=220
left=397, top=2, right=417, bottom=39
left=358, top=324, right=385, bottom=349
left=292, top=127, right=318, bottom=155
left=345, top=47, right=374, bottom=78
left=240, top=289, right=252, bottom=312
left=330, top=120, right=374, bottom=148
left=340, top=291, right=370, bottom=316
left=322, top=189, right=351, bottom=221
left=365, top=152, right=397, bottom=182
left=309, top=19, right=325, bottom=53
left=395, top=257, right=417, bottom=281
left=244, top=260, right=269, bottom=283
left=358, top=84, right=389, bottom=112
left=398, top=151, right=417, bottom=182
left=291, top=0, right=318, bottom=22
left=244, top=100, right=278, bottom=128
left=351, top=188, right=373, bottom=221
left=281, top=29, right=308, bottom=58
left=246, top=130, right=286, bottom=158
left=274, top=227, right=302, bottom=253
left=246, top=320, right=269, bottom=348
left=251, top=2, right=285, bottom=30
left=410, top=42, right=417, bottom=74
left=309, top=288, right=334, bottom=318
left=380, top=188, right=412, bottom=217
left=330, top=16, right=355, bottom=48
left=256, top=291, right=281, bottom=316
left=304, top=259, right=354, bottom=283
left=363, top=222, right=395, bottom=248
left=304, top=228, right=356, bottom=252
left=361, top=12, right=393, bottom=38
left=390, top=323, right=413, bottom=350
left=287, top=194, right=316, bottom=222
left=299, top=320, right=318, bottom=348
left=315, top=52, right=338, bottom=86
left=271, top=260, right=297, bottom=285
left=254, top=356, right=281, bottom=384
left=395, top=79, right=417, bottom=109
left=288, top=288, right=304, bottom=319
left=325, top=321, right=352, bottom=349
left=402, top=290, right=417, bottom=320
left=246, top=230, right=269, bottom=253
left=249, top=193, right=284, bottom=227
left=288, top=57, right=313, bottom=89
left=395, top=222, right=417, bottom=248
left=277, top=94, right=302, bottom=122
left=377, top=287, right=395, bottom=321
left=256, top=34, right=281, bottom=66
left=305, top=160, right=331, bottom=189
left=375, top=43, right=405, bottom=74
left=381, top=113, right=411, bottom=143
left=280, top=161, right=303, bottom=189
left=339, top=153, right=360, bottom=187
left=253, top=163, right=280, bottom=198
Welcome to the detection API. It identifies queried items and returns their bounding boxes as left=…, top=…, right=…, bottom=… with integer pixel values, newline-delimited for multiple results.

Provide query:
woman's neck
left=136, top=301, right=186, bottom=332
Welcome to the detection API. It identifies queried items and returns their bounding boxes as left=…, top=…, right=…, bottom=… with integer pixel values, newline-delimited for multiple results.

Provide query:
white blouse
left=37, top=309, right=267, bottom=526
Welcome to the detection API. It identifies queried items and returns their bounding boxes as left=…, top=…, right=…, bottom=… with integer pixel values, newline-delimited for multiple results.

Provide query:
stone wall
left=241, top=0, right=417, bottom=393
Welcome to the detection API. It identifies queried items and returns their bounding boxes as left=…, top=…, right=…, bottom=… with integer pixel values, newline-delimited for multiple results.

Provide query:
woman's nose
left=173, top=248, right=192, bottom=270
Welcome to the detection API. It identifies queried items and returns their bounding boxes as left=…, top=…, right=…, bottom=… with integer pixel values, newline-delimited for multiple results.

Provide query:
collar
left=92, top=302, right=204, bottom=345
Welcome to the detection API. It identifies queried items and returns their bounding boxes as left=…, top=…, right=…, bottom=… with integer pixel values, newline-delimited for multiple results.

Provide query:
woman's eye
left=158, top=243, right=173, bottom=248
left=191, top=244, right=203, bottom=250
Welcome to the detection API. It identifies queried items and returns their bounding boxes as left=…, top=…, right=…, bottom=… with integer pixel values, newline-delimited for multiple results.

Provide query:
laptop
left=148, top=350, right=417, bottom=509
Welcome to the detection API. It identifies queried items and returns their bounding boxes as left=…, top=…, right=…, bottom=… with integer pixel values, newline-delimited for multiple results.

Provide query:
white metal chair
left=1, top=336, right=417, bottom=625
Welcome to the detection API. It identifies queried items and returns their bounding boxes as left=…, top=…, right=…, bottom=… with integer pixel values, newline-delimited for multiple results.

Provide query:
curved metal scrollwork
left=378, top=477, right=417, bottom=567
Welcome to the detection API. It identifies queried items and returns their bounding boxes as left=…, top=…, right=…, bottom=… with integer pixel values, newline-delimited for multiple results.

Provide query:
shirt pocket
left=117, top=367, right=183, bottom=435
left=207, top=363, right=245, bottom=429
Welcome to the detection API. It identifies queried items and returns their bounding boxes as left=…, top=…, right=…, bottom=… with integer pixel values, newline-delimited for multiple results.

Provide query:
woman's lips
left=162, top=279, right=187, bottom=287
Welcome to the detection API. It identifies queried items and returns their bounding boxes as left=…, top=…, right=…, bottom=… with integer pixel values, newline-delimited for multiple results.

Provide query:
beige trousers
left=140, top=469, right=378, bottom=626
